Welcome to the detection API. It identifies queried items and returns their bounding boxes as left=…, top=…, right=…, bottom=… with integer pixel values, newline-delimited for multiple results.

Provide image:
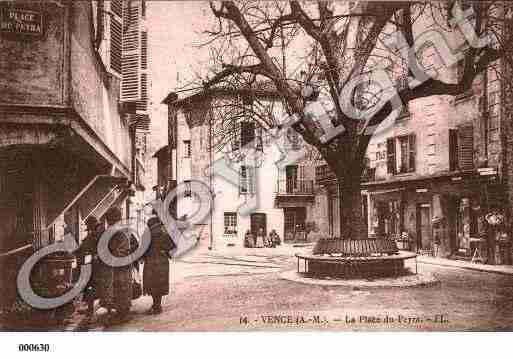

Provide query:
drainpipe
left=208, top=105, right=214, bottom=250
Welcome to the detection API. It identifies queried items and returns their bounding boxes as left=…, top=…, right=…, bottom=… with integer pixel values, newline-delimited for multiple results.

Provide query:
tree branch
left=203, top=63, right=272, bottom=88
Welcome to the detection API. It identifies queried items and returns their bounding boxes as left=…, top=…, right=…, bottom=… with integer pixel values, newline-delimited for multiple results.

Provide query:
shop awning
left=46, top=175, right=128, bottom=230
left=368, top=187, right=405, bottom=201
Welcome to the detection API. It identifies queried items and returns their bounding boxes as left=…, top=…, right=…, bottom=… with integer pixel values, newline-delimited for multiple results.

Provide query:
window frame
left=183, top=180, right=192, bottom=197
left=239, top=165, right=255, bottom=195
left=224, top=212, right=238, bottom=235
left=183, top=140, right=191, bottom=158
left=387, top=134, right=416, bottom=175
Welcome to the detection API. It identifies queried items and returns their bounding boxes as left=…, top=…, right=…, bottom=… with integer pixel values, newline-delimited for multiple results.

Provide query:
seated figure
left=244, top=230, right=255, bottom=248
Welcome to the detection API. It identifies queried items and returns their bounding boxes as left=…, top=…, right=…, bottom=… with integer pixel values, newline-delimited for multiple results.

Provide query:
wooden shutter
left=387, top=138, right=396, bottom=174
left=458, top=124, right=474, bottom=170
left=121, top=0, right=141, bottom=102
left=408, top=133, right=416, bottom=172
left=449, top=129, right=459, bottom=171
left=109, top=0, right=123, bottom=75
left=141, top=30, right=148, bottom=70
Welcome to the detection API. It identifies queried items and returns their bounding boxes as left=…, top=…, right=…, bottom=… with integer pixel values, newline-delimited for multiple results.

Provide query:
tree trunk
left=336, top=170, right=367, bottom=241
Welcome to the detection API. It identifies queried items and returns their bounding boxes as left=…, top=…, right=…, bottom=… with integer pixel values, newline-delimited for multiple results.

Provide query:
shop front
left=0, top=130, right=134, bottom=323
left=363, top=170, right=507, bottom=263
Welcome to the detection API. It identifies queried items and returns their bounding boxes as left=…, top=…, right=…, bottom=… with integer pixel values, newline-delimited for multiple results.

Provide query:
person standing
left=255, top=228, right=265, bottom=248
left=76, top=216, right=102, bottom=321
left=143, top=216, right=175, bottom=314
left=103, top=207, right=137, bottom=322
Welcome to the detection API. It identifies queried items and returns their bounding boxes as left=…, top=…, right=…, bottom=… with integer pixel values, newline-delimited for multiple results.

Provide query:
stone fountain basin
left=295, top=252, right=418, bottom=279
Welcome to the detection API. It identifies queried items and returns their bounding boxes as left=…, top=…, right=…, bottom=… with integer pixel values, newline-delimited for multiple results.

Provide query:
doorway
left=284, top=207, right=306, bottom=241
left=416, top=203, right=432, bottom=251
left=250, top=213, right=267, bottom=237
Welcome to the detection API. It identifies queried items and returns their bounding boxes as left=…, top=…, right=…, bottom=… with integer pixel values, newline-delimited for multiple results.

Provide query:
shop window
left=224, top=212, right=237, bottom=235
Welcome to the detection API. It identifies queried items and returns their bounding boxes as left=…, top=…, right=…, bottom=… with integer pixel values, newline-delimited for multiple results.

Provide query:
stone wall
left=0, top=2, right=66, bottom=106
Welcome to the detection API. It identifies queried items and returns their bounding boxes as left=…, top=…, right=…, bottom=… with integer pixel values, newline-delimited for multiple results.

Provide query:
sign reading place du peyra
left=0, top=7, right=43, bottom=37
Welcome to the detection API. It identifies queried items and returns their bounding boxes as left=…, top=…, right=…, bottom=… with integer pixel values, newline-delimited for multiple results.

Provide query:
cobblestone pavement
left=72, top=242, right=513, bottom=332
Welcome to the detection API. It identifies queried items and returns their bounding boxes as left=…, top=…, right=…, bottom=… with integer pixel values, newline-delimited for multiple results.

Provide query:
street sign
left=0, top=7, right=43, bottom=37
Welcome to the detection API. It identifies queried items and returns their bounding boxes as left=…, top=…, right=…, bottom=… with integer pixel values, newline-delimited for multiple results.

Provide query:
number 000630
left=18, top=344, right=50, bottom=352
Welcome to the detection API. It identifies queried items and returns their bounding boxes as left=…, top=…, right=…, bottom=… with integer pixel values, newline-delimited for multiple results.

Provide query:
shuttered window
left=111, top=0, right=123, bottom=17
left=121, top=0, right=141, bottom=102
left=398, top=134, right=416, bottom=173
left=141, top=31, right=148, bottom=70
left=449, top=129, right=459, bottom=171
left=458, top=124, right=474, bottom=170
left=109, top=0, right=123, bottom=75
left=387, top=138, right=396, bottom=174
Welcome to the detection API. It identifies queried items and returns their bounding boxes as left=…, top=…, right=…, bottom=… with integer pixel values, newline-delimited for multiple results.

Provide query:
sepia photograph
left=0, top=0, right=513, bottom=356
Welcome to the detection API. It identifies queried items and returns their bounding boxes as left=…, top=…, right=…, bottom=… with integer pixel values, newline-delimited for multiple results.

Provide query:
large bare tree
left=186, top=1, right=513, bottom=240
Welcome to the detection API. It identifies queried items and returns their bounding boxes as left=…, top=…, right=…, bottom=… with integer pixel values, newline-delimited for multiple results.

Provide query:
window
left=224, top=212, right=237, bottom=235
left=285, top=128, right=301, bottom=151
left=449, top=125, right=474, bottom=171
left=398, top=135, right=416, bottom=173
left=239, top=166, right=255, bottom=194
left=455, top=57, right=473, bottom=101
left=233, top=121, right=262, bottom=152
left=183, top=140, right=191, bottom=158
left=121, top=0, right=143, bottom=102
left=184, top=180, right=192, bottom=197
left=387, top=134, right=416, bottom=174
left=109, top=1, right=123, bottom=75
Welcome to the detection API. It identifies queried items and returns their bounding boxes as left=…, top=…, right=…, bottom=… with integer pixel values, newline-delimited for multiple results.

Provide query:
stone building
left=315, top=3, right=510, bottom=264
left=0, top=1, right=150, bottom=311
left=161, top=88, right=325, bottom=248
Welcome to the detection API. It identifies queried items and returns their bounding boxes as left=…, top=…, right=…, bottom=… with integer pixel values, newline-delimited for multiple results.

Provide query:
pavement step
left=417, top=257, right=513, bottom=275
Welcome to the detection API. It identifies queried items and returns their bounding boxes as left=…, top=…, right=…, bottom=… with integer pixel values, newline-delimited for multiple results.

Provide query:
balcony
left=274, top=179, right=314, bottom=208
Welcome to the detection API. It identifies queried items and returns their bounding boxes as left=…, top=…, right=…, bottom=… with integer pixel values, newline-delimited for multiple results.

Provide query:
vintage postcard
left=1, top=1, right=512, bottom=354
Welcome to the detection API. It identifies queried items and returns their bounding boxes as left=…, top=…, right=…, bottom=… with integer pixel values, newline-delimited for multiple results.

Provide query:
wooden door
left=416, top=204, right=432, bottom=250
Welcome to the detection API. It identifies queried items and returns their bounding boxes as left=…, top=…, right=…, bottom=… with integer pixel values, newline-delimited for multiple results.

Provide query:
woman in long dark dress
left=101, top=207, right=137, bottom=321
left=143, top=216, right=175, bottom=314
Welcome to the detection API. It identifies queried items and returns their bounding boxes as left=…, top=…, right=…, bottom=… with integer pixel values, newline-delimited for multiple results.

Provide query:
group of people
left=244, top=229, right=281, bottom=248
left=77, top=207, right=175, bottom=324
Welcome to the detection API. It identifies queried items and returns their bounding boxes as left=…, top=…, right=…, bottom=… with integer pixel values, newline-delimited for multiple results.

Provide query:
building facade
left=315, top=3, right=510, bottom=264
left=0, top=0, right=150, bottom=311
left=161, top=89, right=326, bottom=249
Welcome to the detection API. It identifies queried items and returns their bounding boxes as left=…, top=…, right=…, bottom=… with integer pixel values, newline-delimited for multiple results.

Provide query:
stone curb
left=417, top=257, right=513, bottom=276
left=279, top=269, right=440, bottom=289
